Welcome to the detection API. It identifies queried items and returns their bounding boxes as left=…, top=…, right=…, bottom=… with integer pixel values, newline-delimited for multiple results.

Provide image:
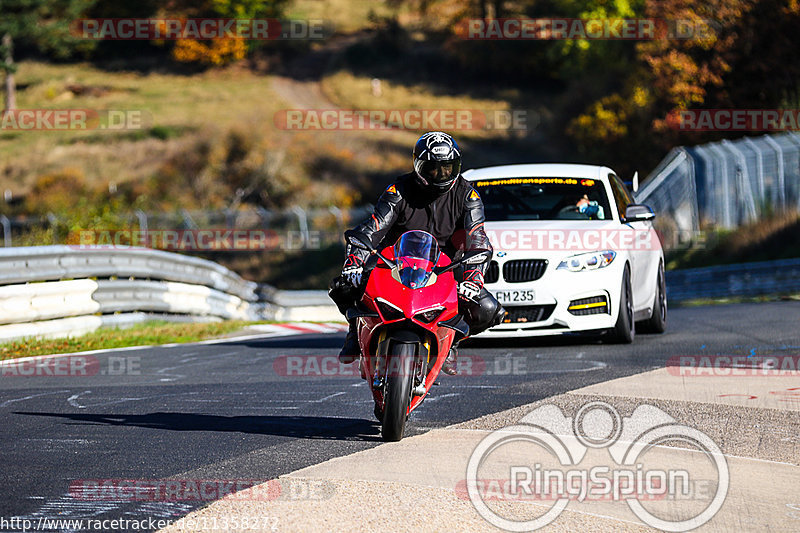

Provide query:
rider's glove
left=341, top=254, right=364, bottom=287
left=458, top=269, right=484, bottom=303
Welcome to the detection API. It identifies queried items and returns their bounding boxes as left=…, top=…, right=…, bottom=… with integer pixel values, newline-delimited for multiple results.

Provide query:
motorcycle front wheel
left=381, top=342, right=416, bottom=442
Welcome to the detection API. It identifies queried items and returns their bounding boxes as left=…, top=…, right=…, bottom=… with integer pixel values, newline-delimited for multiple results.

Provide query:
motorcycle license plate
left=493, top=290, right=535, bottom=303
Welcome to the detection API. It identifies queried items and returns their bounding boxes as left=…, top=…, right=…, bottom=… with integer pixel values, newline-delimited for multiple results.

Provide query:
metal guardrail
left=1, top=244, right=796, bottom=341
left=0, top=246, right=283, bottom=342
left=0, top=245, right=257, bottom=300
left=0, top=245, right=345, bottom=342
left=666, top=257, right=800, bottom=302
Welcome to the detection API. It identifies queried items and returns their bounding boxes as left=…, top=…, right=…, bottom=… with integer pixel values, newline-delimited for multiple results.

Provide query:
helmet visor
left=417, top=159, right=461, bottom=185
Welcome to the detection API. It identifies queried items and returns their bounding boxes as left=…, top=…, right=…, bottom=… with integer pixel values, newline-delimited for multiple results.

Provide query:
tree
left=2, top=32, right=15, bottom=112
left=163, top=0, right=289, bottom=66
left=0, top=0, right=97, bottom=113
left=567, top=0, right=800, bottom=175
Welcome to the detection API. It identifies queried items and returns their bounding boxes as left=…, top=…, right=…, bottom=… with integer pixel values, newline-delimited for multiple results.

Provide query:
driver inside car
left=328, top=131, right=506, bottom=375
left=576, top=193, right=604, bottom=219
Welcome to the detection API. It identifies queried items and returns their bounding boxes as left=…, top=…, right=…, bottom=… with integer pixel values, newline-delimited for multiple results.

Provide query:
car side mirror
left=623, top=204, right=655, bottom=223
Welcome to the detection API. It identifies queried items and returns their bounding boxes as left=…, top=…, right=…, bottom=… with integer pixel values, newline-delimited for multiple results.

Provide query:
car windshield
left=474, top=177, right=612, bottom=221
left=393, top=230, right=440, bottom=289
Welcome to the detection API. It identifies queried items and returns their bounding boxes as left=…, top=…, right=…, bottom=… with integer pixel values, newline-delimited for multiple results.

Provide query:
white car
left=462, top=163, right=667, bottom=342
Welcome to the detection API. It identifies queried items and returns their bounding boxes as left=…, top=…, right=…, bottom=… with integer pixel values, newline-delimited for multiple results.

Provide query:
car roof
left=462, top=163, right=614, bottom=181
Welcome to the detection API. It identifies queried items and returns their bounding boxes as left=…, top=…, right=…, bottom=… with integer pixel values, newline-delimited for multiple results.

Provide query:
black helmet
left=412, top=131, right=462, bottom=193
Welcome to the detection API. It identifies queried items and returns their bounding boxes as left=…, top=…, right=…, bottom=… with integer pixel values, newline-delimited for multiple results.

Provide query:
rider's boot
left=441, top=341, right=460, bottom=375
left=338, top=322, right=360, bottom=364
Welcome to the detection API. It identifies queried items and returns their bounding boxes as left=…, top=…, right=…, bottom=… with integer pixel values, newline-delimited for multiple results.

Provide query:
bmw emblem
left=497, top=251, right=507, bottom=257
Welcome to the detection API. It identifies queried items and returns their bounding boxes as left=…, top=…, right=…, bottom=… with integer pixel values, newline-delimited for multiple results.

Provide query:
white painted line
left=67, top=391, right=91, bottom=409
left=0, top=345, right=147, bottom=365
left=0, top=390, right=71, bottom=408
left=312, top=391, right=347, bottom=403
left=1, top=325, right=329, bottom=363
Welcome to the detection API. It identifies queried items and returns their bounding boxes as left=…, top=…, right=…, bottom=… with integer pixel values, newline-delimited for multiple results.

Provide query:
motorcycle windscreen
left=394, top=230, right=440, bottom=289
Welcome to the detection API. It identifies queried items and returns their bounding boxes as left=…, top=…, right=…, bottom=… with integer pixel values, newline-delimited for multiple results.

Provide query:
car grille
left=484, top=261, right=500, bottom=284
left=502, top=304, right=556, bottom=323
left=503, top=259, right=548, bottom=283
left=568, top=296, right=609, bottom=316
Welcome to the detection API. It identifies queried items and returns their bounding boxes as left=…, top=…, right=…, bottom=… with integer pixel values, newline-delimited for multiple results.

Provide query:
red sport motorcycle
left=344, top=229, right=490, bottom=441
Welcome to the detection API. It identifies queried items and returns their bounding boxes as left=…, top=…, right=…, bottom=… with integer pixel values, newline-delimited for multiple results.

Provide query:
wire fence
left=635, top=132, right=800, bottom=240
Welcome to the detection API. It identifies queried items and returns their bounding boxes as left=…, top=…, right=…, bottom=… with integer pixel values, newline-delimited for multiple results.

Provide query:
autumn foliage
left=566, top=0, right=800, bottom=172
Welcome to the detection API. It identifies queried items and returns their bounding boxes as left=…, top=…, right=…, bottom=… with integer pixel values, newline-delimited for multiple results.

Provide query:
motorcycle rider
left=328, top=131, right=506, bottom=375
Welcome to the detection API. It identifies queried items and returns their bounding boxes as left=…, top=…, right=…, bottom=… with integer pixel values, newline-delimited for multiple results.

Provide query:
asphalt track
left=1, top=301, right=798, bottom=532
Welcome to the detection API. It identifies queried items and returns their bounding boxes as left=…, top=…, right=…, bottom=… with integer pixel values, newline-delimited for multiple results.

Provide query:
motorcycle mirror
left=433, top=249, right=490, bottom=275
left=377, top=252, right=396, bottom=269
left=344, top=230, right=372, bottom=251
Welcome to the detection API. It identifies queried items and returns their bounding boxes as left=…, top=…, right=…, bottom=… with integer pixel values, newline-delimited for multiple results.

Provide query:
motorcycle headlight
left=375, top=298, right=405, bottom=321
left=414, top=306, right=445, bottom=324
left=557, top=250, right=616, bottom=272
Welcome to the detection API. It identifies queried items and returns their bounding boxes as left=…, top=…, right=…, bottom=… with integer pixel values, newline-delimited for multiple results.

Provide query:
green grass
left=321, top=71, right=518, bottom=141
left=287, top=0, right=403, bottom=34
left=2, top=61, right=291, bottom=194
left=0, top=320, right=261, bottom=360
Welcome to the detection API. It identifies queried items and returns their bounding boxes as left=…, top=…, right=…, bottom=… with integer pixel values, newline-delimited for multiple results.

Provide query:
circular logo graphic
left=465, top=402, right=729, bottom=532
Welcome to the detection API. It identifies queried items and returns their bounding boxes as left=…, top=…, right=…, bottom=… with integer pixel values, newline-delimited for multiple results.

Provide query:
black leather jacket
left=346, top=173, right=493, bottom=275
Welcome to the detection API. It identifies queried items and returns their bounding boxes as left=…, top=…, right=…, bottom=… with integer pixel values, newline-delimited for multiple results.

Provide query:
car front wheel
left=640, top=261, right=667, bottom=333
left=607, top=264, right=634, bottom=344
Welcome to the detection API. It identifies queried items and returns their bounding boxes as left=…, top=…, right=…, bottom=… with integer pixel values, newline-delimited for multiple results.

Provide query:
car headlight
left=414, top=306, right=445, bottom=324
left=557, top=250, right=616, bottom=272
left=375, top=298, right=405, bottom=321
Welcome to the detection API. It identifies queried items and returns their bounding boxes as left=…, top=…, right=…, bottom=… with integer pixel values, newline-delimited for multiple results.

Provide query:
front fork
left=371, top=330, right=432, bottom=397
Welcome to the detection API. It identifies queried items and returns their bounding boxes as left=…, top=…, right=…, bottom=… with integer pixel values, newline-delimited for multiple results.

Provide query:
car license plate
left=493, top=290, right=535, bottom=303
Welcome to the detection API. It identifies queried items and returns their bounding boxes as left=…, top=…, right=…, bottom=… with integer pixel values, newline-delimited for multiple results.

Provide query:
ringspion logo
left=465, top=402, right=728, bottom=531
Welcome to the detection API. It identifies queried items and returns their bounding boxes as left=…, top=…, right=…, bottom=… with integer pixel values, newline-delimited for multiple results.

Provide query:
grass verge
left=321, top=71, right=516, bottom=141
left=0, top=320, right=262, bottom=360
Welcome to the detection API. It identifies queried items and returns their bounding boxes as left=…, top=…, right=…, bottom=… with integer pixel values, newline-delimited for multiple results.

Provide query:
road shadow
left=222, top=331, right=618, bottom=351
left=463, top=333, right=608, bottom=350
left=220, top=334, right=345, bottom=350
left=15, top=412, right=381, bottom=442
